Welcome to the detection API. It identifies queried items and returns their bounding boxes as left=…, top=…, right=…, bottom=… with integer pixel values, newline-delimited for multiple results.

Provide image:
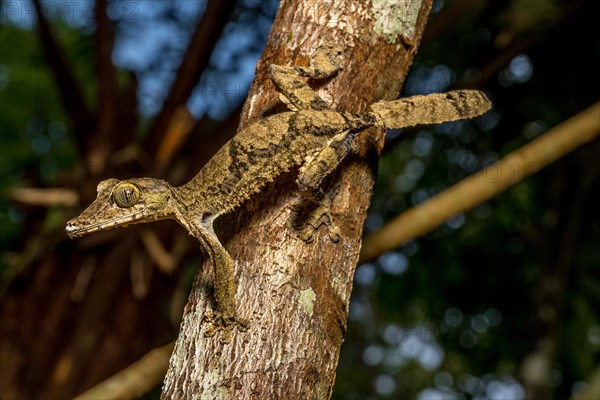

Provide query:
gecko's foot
left=290, top=197, right=341, bottom=244
left=202, top=310, right=250, bottom=344
left=309, top=43, right=344, bottom=77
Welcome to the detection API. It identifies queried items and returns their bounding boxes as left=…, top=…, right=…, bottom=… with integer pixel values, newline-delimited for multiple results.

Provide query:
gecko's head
left=65, top=177, right=176, bottom=238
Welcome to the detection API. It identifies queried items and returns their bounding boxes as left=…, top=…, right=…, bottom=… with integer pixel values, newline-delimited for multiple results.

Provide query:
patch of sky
left=481, top=152, right=499, bottom=167
left=410, top=188, right=429, bottom=206
left=444, top=307, right=463, bottom=327
left=499, top=54, right=534, bottom=87
left=485, top=378, right=524, bottom=400
left=189, top=25, right=261, bottom=119
left=405, top=158, right=425, bottom=180
left=374, top=374, right=396, bottom=396
left=484, top=308, right=502, bottom=326
left=384, top=346, right=408, bottom=368
left=476, top=110, right=500, bottom=132
left=363, top=344, right=385, bottom=366
left=401, top=241, right=419, bottom=257
left=382, top=324, right=402, bottom=345
left=459, top=329, right=476, bottom=348
left=412, top=131, right=434, bottom=157
left=431, top=0, right=444, bottom=13
left=385, top=128, right=402, bottom=143
left=404, top=65, right=455, bottom=96
left=394, top=161, right=422, bottom=193
left=393, top=329, right=445, bottom=370
left=446, top=213, right=465, bottom=230
left=417, top=388, right=460, bottom=400
left=2, top=0, right=84, bottom=29
left=364, top=211, right=384, bottom=233
left=457, top=373, right=484, bottom=396
left=436, top=120, right=466, bottom=136
left=470, top=314, right=490, bottom=333
left=434, top=371, right=453, bottom=389
left=452, top=148, right=479, bottom=172
left=348, top=295, right=372, bottom=321
left=379, top=251, right=408, bottom=276
left=419, top=343, right=444, bottom=370
left=354, top=263, right=377, bottom=286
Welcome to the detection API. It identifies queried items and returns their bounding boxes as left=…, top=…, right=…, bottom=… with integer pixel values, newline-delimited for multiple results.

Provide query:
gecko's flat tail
left=370, top=90, right=492, bottom=129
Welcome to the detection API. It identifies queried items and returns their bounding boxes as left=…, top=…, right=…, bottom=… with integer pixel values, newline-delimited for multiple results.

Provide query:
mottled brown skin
left=65, top=45, right=492, bottom=343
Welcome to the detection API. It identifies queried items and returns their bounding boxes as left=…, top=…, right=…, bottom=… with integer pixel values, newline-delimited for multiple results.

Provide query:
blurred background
left=1, top=0, right=598, bottom=399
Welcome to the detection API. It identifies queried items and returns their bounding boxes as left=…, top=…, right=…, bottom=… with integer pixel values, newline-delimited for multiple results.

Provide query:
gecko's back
left=179, top=109, right=362, bottom=216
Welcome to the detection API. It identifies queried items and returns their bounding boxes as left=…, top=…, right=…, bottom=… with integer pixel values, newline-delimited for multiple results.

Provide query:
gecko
left=65, top=44, right=492, bottom=343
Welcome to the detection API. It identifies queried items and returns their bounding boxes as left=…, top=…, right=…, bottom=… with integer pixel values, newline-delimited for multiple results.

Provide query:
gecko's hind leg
left=291, top=189, right=341, bottom=244
left=291, top=129, right=358, bottom=243
left=268, top=44, right=344, bottom=111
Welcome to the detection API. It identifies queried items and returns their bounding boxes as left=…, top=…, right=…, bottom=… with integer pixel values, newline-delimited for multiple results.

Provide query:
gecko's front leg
left=185, top=216, right=249, bottom=343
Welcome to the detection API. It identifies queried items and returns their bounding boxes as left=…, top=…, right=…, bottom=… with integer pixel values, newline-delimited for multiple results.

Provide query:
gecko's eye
left=112, top=182, right=140, bottom=208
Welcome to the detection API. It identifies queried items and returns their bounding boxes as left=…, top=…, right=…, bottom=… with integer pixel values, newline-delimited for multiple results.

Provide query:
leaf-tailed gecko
left=66, top=44, right=491, bottom=343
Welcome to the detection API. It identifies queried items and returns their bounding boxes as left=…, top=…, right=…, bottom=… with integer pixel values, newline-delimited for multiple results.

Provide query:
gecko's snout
left=65, top=221, right=81, bottom=238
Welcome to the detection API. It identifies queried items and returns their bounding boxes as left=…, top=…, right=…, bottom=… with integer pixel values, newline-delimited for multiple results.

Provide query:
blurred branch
left=144, top=0, right=237, bottom=157
left=73, top=341, right=174, bottom=400
left=155, top=106, right=196, bottom=172
left=10, top=187, right=78, bottom=207
left=31, top=0, right=94, bottom=154
left=359, top=102, right=600, bottom=264
left=140, top=229, right=177, bottom=275
left=90, top=0, right=118, bottom=173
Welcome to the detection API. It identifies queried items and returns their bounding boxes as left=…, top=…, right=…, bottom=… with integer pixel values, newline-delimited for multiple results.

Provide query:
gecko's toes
left=290, top=199, right=341, bottom=244
left=327, top=225, right=341, bottom=243
left=202, top=310, right=249, bottom=344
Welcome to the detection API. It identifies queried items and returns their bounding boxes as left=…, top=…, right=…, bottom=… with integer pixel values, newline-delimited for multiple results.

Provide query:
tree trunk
left=161, top=0, right=433, bottom=398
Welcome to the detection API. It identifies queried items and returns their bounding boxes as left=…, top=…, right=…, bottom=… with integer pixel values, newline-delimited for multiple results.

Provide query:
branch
left=155, top=106, right=196, bottom=172
left=89, top=0, right=118, bottom=172
left=144, top=0, right=236, bottom=157
left=359, top=102, right=600, bottom=264
left=10, top=187, right=78, bottom=207
left=31, top=0, right=94, bottom=153
left=73, top=342, right=174, bottom=400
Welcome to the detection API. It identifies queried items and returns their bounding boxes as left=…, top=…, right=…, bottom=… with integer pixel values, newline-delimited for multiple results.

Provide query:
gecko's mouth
left=65, top=211, right=146, bottom=238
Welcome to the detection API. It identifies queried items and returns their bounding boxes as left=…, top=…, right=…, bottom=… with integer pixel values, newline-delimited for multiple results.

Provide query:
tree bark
left=161, top=0, right=433, bottom=398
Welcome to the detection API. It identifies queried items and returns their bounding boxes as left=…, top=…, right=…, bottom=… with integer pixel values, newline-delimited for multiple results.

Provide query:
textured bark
left=161, top=0, right=433, bottom=398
